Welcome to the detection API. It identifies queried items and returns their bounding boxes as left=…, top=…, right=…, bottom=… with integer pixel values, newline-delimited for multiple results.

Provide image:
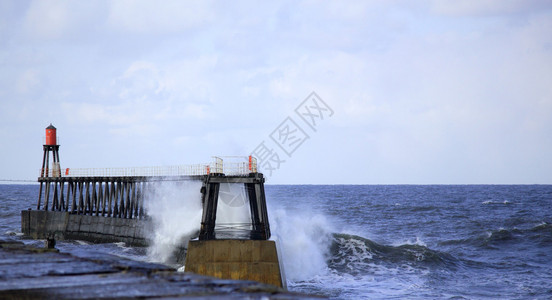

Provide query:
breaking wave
left=144, top=180, right=203, bottom=263
left=328, top=233, right=459, bottom=276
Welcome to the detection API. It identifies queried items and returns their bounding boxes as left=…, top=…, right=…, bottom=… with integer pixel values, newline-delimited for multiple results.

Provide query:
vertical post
left=44, top=181, right=51, bottom=211
left=52, top=181, right=59, bottom=211
left=37, top=182, right=44, bottom=210
left=130, top=181, right=137, bottom=219
left=109, top=179, right=118, bottom=217
left=102, top=180, right=109, bottom=216
left=85, top=181, right=91, bottom=215
left=126, top=181, right=134, bottom=219
left=70, top=181, right=77, bottom=213
left=113, top=181, right=119, bottom=217
left=68, top=181, right=75, bottom=213
left=244, top=174, right=270, bottom=240
left=45, top=148, right=50, bottom=177
left=199, top=178, right=220, bottom=240
left=260, top=181, right=270, bottom=239
left=96, top=181, right=102, bottom=216
left=40, top=147, right=48, bottom=178
left=124, top=182, right=131, bottom=218
left=139, top=182, right=146, bottom=218
left=91, top=181, right=97, bottom=215
left=118, top=181, right=125, bottom=218
left=53, top=146, right=61, bottom=177
left=246, top=183, right=262, bottom=239
left=134, top=181, right=141, bottom=219
left=59, top=181, right=65, bottom=211
left=110, top=181, right=116, bottom=217
left=199, top=181, right=211, bottom=240
left=78, top=181, right=84, bottom=214
left=121, top=182, right=126, bottom=218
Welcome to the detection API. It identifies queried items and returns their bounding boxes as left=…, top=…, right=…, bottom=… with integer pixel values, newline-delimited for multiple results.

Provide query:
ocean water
left=1, top=184, right=552, bottom=299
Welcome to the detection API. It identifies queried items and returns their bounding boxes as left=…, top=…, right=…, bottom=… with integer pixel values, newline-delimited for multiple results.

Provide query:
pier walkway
left=0, top=239, right=321, bottom=299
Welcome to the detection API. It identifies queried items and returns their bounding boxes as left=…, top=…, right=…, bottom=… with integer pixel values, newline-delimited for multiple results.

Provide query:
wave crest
left=328, top=233, right=458, bottom=275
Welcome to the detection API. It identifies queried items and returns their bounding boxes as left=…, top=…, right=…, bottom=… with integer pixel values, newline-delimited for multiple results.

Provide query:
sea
left=1, top=183, right=552, bottom=299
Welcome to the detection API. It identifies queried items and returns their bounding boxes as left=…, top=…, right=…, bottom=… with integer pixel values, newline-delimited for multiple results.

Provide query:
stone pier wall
left=21, top=210, right=149, bottom=246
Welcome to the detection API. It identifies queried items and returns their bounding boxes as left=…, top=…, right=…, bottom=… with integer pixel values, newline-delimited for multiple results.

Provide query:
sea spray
left=145, top=180, right=203, bottom=263
left=269, top=207, right=334, bottom=281
left=215, top=183, right=252, bottom=238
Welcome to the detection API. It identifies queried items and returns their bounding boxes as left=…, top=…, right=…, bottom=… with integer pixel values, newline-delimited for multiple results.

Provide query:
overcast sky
left=1, top=0, right=551, bottom=184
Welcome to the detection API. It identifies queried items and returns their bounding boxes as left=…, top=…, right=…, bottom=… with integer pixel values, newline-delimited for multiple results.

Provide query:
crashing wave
left=328, top=233, right=458, bottom=275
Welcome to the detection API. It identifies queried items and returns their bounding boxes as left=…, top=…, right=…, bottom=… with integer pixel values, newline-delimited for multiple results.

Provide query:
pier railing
left=60, top=164, right=210, bottom=177
left=219, top=156, right=257, bottom=175
left=40, top=156, right=258, bottom=178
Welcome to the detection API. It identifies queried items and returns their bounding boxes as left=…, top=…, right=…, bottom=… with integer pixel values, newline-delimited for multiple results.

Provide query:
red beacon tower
left=41, top=124, right=61, bottom=177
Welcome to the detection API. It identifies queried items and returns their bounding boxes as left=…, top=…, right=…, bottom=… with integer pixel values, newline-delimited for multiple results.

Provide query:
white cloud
left=430, top=0, right=552, bottom=16
left=115, top=61, right=164, bottom=100
left=1, top=1, right=551, bottom=183
left=58, top=57, right=218, bottom=141
left=22, top=0, right=106, bottom=41
left=15, top=68, right=41, bottom=94
left=106, top=0, right=214, bottom=34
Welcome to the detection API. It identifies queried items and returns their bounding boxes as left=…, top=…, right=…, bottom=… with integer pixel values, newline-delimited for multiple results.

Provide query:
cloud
left=430, top=0, right=552, bottom=16
left=106, top=0, right=214, bottom=34
left=19, top=0, right=214, bottom=43
left=22, top=0, right=106, bottom=41
left=15, top=68, right=41, bottom=94
left=59, top=57, right=218, bottom=140
left=1, top=1, right=551, bottom=183
left=115, top=61, right=164, bottom=100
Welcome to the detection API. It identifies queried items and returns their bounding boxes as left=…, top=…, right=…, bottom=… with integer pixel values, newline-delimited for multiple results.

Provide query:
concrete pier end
left=185, top=239, right=287, bottom=289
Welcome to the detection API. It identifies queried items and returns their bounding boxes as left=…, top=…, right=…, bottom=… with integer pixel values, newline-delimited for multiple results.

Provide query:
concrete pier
left=21, top=210, right=148, bottom=246
left=187, top=172, right=286, bottom=288
left=185, top=240, right=286, bottom=288
left=0, top=239, right=319, bottom=299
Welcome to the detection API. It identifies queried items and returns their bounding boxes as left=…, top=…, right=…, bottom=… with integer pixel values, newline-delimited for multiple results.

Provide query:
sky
left=1, top=0, right=551, bottom=184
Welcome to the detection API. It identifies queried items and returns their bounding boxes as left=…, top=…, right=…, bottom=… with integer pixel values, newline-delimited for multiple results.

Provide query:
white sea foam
left=269, top=207, right=334, bottom=282
left=395, top=236, right=428, bottom=247
left=215, top=183, right=252, bottom=236
left=333, top=235, right=374, bottom=267
left=144, top=180, right=203, bottom=263
left=482, top=200, right=513, bottom=205
left=113, top=241, right=134, bottom=253
left=4, top=231, right=23, bottom=236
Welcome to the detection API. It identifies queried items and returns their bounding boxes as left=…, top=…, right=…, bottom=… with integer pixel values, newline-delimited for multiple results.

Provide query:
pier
left=0, top=239, right=318, bottom=299
left=21, top=124, right=285, bottom=288
left=25, top=165, right=267, bottom=245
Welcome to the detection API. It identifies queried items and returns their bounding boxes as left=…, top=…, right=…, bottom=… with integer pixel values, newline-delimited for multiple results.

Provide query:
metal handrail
left=39, top=156, right=258, bottom=177
left=216, top=156, right=257, bottom=175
